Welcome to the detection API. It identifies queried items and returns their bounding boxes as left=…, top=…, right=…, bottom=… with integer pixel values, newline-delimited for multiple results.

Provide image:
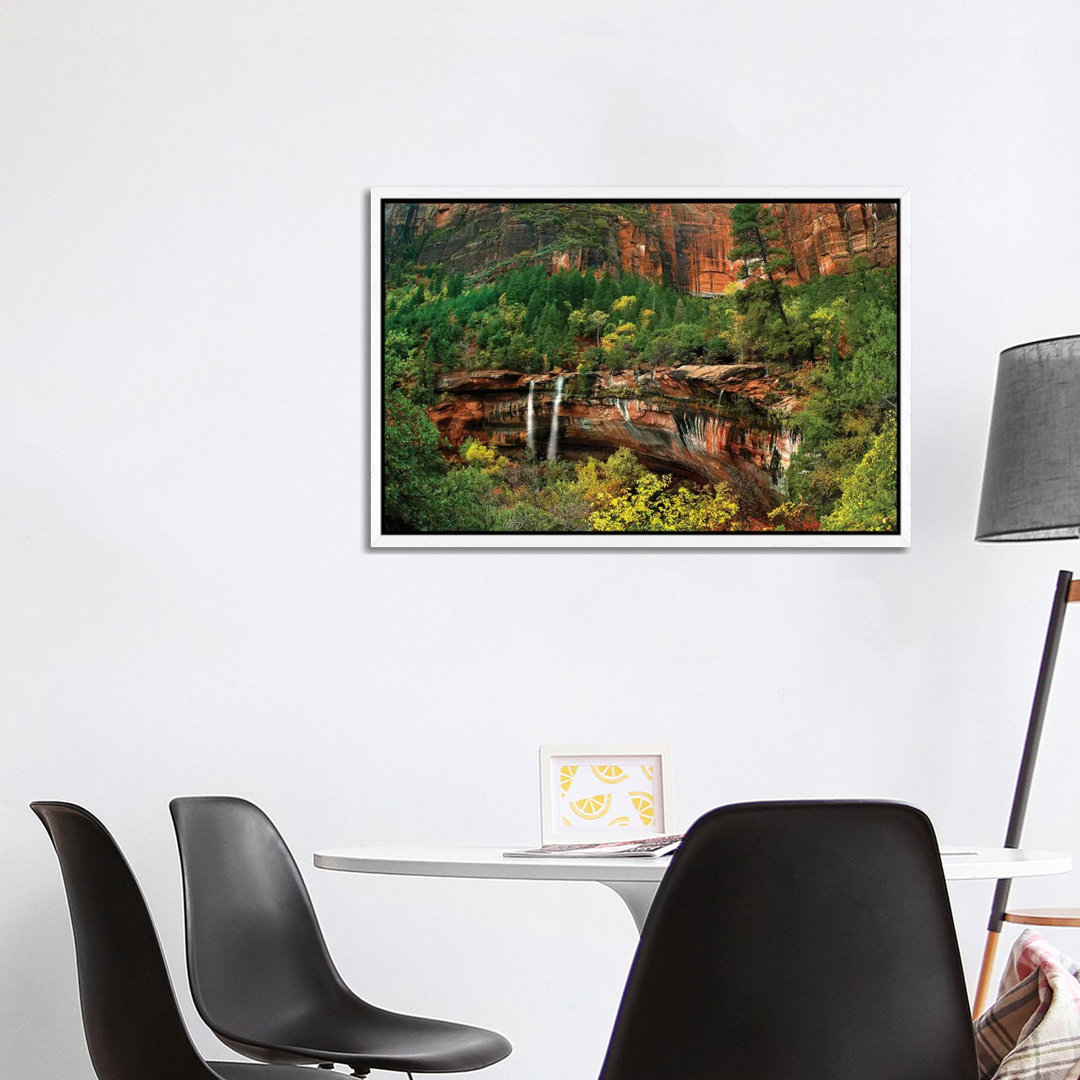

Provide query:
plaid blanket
left=975, top=929, right=1080, bottom=1079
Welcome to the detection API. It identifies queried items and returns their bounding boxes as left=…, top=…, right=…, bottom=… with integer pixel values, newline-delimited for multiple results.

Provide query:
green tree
left=524, top=289, right=545, bottom=333
left=587, top=309, right=609, bottom=346
left=823, top=413, right=898, bottom=532
left=784, top=267, right=899, bottom=522
left=730, top=203, right=794, bottom=301
left=730, top=203, right=795, bottom=358
left=493, top=503, right=559, bottom=532
left=382, top=387, right=446, bottom=531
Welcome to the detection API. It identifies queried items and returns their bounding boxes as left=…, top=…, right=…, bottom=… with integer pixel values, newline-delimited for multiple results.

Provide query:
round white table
left=314, top=845, right=1073, bottom=934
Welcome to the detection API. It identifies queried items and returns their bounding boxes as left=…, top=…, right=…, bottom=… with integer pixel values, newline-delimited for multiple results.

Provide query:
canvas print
left=374, top=189, right=907, bottom=547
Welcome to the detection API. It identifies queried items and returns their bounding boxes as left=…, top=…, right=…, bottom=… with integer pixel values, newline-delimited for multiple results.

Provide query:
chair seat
left=227, top=1004, right=512, bottom=1073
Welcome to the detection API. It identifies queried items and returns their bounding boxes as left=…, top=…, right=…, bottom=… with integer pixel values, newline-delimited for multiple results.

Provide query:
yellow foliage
left=809, top=298, right=847, bottom=357
left=611, top=294, right=638, bottom=314
left=463, top=440, right=509, bottom=474
left=600, top=322, right=637, bottom=351
left=765, top=501, right=818, bottom=532
left=722, top=309, right=755, bottom=362
left=575, top=447, right=646, bottom=508
left=496, top=293, right=526, bottom=332
left=588, top=473, right=739, bottom=532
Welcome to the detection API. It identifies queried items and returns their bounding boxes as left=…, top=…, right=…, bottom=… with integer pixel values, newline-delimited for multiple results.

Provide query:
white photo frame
left=372, top=187, right=910, bottom=548
left=539, top=745, right=673, bottom=845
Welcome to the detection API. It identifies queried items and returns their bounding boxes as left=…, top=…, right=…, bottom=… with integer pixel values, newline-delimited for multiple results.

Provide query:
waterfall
left=526, top=380, right=536, bottom=458
left=546, top=375, right=565, bottom=461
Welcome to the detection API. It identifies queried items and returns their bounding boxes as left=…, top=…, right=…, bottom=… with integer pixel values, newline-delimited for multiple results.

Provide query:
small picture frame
left=539, top=745, right=672, bottom=845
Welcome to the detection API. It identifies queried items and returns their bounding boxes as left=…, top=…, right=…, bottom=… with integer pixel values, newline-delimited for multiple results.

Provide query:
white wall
left=5, top=2, right=1080, bottom=1076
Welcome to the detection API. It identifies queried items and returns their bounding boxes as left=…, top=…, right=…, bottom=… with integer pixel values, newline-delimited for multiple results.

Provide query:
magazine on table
left=504, top=834, right=683, bottom=859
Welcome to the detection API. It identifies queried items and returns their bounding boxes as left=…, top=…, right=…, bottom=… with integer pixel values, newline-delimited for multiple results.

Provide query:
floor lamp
left=972, top=334, right=1080, bottom=1018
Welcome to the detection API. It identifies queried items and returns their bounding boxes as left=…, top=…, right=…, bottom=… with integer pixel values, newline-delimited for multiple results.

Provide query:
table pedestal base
left=601, top=881, right=659, bottom=935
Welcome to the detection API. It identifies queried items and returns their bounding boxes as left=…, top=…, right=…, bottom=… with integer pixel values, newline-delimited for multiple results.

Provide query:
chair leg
left=972, top=928, right=1001, bottom=1019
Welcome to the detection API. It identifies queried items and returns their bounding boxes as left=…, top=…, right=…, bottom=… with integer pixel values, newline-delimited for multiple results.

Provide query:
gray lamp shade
left=976, top=335, right=1080, bottom=541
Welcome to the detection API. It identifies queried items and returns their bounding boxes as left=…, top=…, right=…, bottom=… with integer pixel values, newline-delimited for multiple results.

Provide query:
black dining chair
left=169, top=796, right=511, bottom=1078
left=31, top=801, right=318, bottom=1080
left=597, top=800, right=979, bottom=1080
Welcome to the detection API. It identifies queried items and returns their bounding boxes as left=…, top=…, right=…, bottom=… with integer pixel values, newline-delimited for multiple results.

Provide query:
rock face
left=772, top=202, right=899, bottom=282
left=428, top=366, right=800, bottom=516
left=384, top=200, right=897, bottom=294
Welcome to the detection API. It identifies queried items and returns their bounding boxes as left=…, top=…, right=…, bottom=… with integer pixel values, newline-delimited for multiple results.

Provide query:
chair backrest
left=598, top=801, right=978, bottom=1080
left=169, top=796, right=350, bottom=1042
left=31, top=802, right=218, bottom=1080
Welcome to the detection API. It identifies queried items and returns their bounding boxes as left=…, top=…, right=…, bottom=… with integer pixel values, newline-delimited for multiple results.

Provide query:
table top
left=314, top=845, right=1073, bottom=884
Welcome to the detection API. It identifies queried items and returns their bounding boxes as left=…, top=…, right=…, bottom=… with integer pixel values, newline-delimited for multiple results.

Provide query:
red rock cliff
left=428, top=366, right=802, bottom=517
left=384, top=200, right=897, bottom=294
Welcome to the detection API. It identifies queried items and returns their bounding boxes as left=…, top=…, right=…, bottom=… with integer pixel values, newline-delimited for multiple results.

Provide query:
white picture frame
left=538, top=745, right=673, bottom=845
left=372, top=187, right=910, bottom=548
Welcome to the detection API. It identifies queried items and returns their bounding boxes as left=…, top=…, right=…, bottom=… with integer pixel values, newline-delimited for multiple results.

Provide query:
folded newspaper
left=504, top=835, right=683, bottom=858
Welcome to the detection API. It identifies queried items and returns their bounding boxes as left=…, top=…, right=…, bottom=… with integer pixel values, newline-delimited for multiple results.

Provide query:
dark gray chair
left=170, top=796, right=511, bottom=1078
left=598, top=800, right=979, bottom=1080
left=31, top=801, right=315, bottom=1080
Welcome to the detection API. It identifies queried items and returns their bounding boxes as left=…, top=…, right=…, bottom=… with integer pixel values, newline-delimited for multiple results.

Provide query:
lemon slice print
left=630, top=791, right=654, bottom=827
left=570, top=793, right=612, bottom=821
left=559, top=765, right=578, bottom=794
left=609, top=816, right=630, bottom=827
left=591, top=764, right=628, bottom=784
left=641, top=764, right=654, bottom=780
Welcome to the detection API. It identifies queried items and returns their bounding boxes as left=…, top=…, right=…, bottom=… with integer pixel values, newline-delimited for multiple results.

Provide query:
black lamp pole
left=971, top=570, right=1074, bottom=1015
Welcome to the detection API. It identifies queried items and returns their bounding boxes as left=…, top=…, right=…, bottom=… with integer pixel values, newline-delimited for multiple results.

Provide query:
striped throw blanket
left=975, top=929, right=1080, bottom=1080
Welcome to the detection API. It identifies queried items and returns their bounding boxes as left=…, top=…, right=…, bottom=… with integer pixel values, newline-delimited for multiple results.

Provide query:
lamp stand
left=972, top=569, right=1077, bottom=1018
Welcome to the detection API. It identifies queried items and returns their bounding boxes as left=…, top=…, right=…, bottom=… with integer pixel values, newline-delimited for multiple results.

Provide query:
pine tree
left=730, top=202, right=796, bottom=359
left=524, top=289, right=545, bottom=334
left=730, top=204, right=793, bottom=326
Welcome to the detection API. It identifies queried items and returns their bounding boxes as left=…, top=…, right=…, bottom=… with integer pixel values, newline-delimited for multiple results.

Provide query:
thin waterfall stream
left=546, top=375, right=565, bottom=461
left=526, top=379, right=536, bottom=457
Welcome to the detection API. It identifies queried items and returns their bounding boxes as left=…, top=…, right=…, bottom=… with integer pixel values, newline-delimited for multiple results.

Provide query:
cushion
left=974, top=928, right=1080, bottom=1079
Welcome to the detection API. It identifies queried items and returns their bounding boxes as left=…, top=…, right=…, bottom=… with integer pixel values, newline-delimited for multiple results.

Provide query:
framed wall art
left=538, top=745, right=672, bottom=845
left=372, top=187, right=910, bottom=547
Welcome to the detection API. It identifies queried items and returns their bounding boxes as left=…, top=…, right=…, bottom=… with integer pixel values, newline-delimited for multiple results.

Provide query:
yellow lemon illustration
left=559, top=765, right=578, bottom=793
left=561, top=816, right=572, bottom=827
left=641, top=764, right=654, bottom=780
left=630, top=791, right=654, bottom=827
left=591, top=764, right=628, bottom=784
left=569, top=793, right=612, bottom=821
left=609, top=816, right=630, bottom=827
